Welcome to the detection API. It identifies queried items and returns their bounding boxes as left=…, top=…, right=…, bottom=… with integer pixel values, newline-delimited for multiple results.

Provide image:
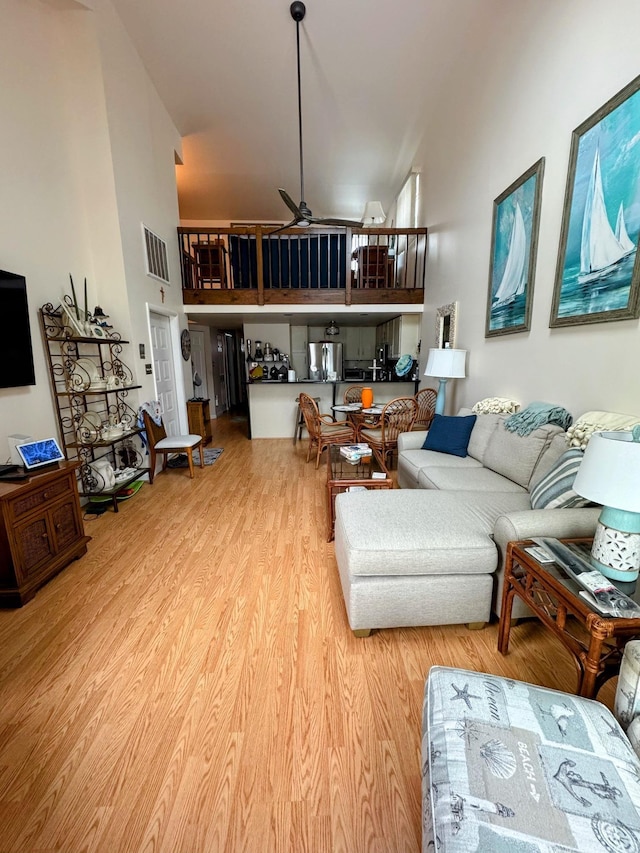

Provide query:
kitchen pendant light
left=325, top=320, right=340, bottom=336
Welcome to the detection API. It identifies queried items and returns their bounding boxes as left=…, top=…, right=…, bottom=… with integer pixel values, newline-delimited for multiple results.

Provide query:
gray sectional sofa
left=333, top=410, right=600, bottom=634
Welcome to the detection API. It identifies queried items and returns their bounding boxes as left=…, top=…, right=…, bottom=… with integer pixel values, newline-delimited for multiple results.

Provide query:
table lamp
left=424, top=348, right=467, bottom=415
left=573, top=428, right=640, bottom=582
left=361, top=201, right=386, bottom=226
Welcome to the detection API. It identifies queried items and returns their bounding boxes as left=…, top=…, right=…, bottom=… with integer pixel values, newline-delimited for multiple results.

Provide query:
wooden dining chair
left=298, top=392, right=356, bottom=468
left=356, top=396, right=418, bottom=468
left=343, top=385, right=364, bottom=404
left=142, top=410, right=205, bottom=483
left=413, top=387, right=437, bottom=430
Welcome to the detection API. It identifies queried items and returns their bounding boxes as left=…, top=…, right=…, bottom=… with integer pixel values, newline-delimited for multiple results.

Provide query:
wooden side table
left=326, top=444, right=392, bottom=541
left=498, top=538, right=640, bottom=699
left=187, top=399, right=212, bottom=445
left=0, top=462, right=90, bottom=606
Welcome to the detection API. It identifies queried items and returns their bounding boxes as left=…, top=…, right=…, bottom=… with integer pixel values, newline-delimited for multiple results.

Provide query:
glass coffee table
left=326, top=444, right=392, bottom=541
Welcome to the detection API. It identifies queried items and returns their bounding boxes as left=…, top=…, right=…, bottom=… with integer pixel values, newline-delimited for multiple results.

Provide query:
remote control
left=533, top=537, right=640, bottom=618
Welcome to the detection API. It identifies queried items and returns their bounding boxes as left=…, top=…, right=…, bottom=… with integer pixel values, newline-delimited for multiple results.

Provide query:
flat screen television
left=0, top=270, right=36, bottom=388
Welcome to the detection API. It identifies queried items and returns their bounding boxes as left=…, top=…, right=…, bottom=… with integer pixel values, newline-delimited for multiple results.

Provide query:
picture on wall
left=485, top=158, right=545, bottom=337
left=551, top=74, right=640, bottom=327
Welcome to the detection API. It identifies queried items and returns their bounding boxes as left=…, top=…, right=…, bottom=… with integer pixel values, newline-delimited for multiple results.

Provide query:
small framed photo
left=485, top=158, right=545, bottom=337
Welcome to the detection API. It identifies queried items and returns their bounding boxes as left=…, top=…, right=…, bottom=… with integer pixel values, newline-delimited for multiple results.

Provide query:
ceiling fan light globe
left=290, top=1, right=306, bottom=22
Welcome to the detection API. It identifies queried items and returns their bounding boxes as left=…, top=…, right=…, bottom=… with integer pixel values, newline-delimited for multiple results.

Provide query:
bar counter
left=247, top=379, right=418, bottom=439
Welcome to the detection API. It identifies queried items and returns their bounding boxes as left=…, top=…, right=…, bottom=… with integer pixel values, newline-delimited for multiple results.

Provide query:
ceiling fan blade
left=312, top=216, right=363, bottom=228
left=266, top=218, right=300, bottom=235
left=278, top=188, right=302, bottom=217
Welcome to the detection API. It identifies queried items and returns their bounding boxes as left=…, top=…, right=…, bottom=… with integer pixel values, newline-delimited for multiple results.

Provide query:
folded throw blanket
left=136, top=400, right=163, bottom=452
left=503, top=401, right=573, bottom=436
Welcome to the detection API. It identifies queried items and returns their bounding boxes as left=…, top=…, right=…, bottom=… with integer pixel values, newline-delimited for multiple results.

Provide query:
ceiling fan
left=273, top=1, right=362, bottom=232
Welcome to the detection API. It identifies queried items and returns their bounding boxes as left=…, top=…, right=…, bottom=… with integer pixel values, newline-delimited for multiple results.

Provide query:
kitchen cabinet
left=0, top=462, right=90, bottom=606
left=187, top=399, right=212, bottom=445
left=290, top=326, right=308, bottom=379
left=376, top=315, right=420, bottom=358
left=343, top=326, right=376, bottom=361
left=39, top=305, right=148, bottom=513
left=397, top=315, right=420, bottom=357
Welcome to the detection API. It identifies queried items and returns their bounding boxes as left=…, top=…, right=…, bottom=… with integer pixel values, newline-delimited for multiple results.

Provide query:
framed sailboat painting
left=485, top=158, right=545, bottom=337
left=551, top=74, right=640, bottom=327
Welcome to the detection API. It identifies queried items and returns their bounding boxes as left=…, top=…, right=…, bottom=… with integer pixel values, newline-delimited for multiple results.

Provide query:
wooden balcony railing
left=177, top=225, right=427, bottom=307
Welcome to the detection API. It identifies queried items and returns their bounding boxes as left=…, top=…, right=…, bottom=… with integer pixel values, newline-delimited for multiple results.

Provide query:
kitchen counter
left=247, top=379, right=419, bottom=439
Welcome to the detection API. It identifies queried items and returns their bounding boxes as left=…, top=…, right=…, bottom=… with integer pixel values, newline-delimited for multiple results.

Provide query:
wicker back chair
left=298, top=392, right=356, bottom=468
left=413, top=387, right=437, bottom=431
left=343, top=385, right=364, bottom=404
left=357, top=396, right=418, bottom=468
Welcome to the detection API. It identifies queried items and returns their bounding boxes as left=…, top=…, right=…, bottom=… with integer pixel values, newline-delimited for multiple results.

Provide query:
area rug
left=167, top=448, right=223, bottom=468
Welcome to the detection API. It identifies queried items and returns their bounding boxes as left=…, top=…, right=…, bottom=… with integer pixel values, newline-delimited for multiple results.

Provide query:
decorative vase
left=362, top=387, right=374, bottom=408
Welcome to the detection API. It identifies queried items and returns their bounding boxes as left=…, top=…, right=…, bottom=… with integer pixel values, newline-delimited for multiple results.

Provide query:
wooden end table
left=326, top=444, right=392, bottom=541
left=498, top=538, right=640, bottom=699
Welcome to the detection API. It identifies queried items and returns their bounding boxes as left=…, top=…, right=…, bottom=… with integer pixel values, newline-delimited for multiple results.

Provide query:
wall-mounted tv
left=0, top=270, right=36, bottom=388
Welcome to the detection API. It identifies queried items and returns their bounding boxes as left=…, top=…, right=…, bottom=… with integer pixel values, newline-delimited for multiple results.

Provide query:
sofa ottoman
left=334, top=488, right=531, bottom=635
left=422, top=657, right=640, bottom=852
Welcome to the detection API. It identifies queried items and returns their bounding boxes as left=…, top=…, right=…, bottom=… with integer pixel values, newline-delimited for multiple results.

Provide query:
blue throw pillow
left=422, top=414, right=477, bottom=457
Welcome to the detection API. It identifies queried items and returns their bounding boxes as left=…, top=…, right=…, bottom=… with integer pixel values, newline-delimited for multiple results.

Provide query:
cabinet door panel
left=51, top=500, right=83, bottom=553
left=15, top=517, right=54, bottom=579
left=359, top=327, right=376, bottom=360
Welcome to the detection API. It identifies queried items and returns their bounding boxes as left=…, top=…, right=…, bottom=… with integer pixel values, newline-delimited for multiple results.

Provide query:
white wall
left=0, top=0, right=186, bottom=453
left=417, top=0, right=640, bottom=418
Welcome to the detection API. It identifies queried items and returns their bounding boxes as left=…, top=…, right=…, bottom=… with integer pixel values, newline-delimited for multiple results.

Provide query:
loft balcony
left=178, top=226, right=427, bottom=307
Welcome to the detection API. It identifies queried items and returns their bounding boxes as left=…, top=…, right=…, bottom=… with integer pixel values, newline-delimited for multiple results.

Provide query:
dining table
left=332, top=404, right=383, bottom=430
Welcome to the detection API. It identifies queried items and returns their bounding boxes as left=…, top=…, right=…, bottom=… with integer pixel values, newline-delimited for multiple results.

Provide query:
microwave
left=344, top=367, right=366, bottom=380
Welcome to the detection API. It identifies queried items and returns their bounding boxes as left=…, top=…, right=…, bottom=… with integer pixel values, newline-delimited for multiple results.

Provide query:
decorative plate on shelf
left=68, top=357, right=99, bottom=391
left=395, top=354, right=414, bottom=377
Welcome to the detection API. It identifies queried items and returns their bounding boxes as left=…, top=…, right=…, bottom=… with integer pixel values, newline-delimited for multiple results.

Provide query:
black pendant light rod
left=291, top=2, right=306, bottom=206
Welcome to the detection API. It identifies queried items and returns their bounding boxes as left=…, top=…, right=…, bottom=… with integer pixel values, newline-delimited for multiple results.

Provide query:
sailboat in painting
left=493, top=202, right=526, bottom=307
left=579, top=146, right=635, bottom=284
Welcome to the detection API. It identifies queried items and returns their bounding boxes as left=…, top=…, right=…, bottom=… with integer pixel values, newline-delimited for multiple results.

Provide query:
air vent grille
left=143, top=224, right=169, bottom=283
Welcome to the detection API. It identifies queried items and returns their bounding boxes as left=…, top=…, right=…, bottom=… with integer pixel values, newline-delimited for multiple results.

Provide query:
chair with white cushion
left=142, top=410, right=204, bottom=483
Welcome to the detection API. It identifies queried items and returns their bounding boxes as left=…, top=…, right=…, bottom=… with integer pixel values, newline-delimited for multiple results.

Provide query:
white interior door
left=149, top=311, right=180, bottom=436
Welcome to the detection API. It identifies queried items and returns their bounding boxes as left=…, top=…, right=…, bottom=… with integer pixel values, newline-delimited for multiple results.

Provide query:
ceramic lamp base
left=590, top=507, right=640, bottom=582
left=434, top=378, right=448, bottom=416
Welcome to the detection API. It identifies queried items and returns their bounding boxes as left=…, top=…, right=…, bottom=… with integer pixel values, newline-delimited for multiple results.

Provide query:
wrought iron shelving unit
left=39, top=304, right=149, bottom=512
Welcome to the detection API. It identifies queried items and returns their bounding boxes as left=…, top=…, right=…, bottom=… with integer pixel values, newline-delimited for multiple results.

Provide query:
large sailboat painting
left=551, top=75, right=640, bottom=327
left=486, top=159, right=544, bottom=337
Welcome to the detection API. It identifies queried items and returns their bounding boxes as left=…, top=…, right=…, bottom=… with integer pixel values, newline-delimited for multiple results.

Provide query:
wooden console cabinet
left=187, top=399, right=212, bottom=445
left=0, top=462, right=90, bottom=606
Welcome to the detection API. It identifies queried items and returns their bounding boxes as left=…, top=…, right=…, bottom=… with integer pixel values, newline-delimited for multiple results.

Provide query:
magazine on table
left=339, top=444, right=371, bottom=462
left=530, top=537, right=640, bottom=618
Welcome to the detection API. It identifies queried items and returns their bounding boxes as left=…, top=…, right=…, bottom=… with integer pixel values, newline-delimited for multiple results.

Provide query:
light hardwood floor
left=0, top=414, right=615, bottom=852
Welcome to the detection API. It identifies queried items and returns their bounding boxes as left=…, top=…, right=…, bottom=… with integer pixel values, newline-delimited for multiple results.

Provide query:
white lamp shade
left=424, top=348, right=467, bottom=379
left=362, top=201, right=386, bottom=225
left=573, top=431, right=640, bottom=513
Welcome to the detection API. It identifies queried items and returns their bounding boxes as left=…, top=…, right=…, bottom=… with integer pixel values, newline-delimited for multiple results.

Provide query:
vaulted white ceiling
left=109, top=0, right=497, bottom=224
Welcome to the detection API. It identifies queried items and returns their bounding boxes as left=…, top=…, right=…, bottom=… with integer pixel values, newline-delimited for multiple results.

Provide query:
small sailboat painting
left=486, top=159, right=544, bottom=336
left=554, top=81, right=640, bottom=324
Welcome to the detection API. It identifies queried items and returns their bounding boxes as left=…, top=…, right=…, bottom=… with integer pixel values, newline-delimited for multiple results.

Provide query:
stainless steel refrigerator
left=308, top=341, right=343, bottom=381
